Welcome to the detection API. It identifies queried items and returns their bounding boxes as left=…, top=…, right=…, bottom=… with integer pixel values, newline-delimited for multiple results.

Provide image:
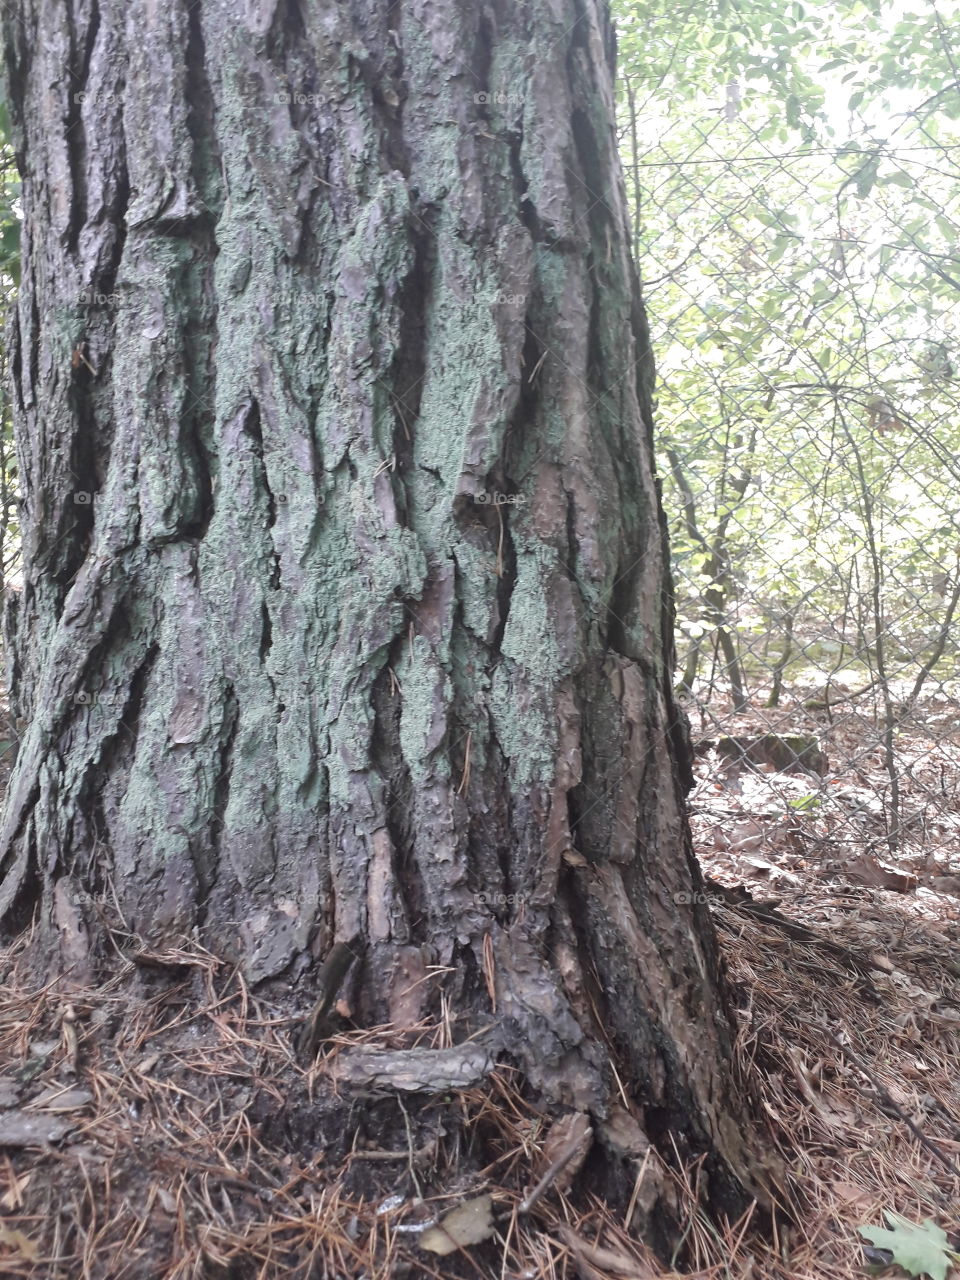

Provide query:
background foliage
left=613, top=0, right=960, bottom=850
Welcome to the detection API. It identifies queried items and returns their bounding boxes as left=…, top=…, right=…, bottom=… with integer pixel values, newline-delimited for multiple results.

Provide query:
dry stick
left=666, top=444, right=746, bottom=708
left=494, top=500, right=505, bottom=577
left=624, top=1147, right=653, bottom=1230
left=806, top=670, right=887, bottom=710
left=349, top=1138, right=437, bottom=1165
left=457, top=730, right=472, bottom=795
left=296, top=939, right=360, bottom=1061
left=908, top=559, right=960, bottom=707
left=711, top=415, right=755, bottom=712
left=816, top=1020, right=960, bottom=1184
left=517, top=1121, right=593, bottom=1216
left=665, top=446, right=708, bottom=696
left=836, top=404, right=901, bottom=847
left=766, top=606, right=794, bottom=709
left=397, top=1095, right=425, bottom=1202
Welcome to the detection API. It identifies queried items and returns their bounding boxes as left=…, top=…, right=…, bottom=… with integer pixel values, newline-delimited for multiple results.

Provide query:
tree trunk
left=0, top=0, right=766, bottom=1230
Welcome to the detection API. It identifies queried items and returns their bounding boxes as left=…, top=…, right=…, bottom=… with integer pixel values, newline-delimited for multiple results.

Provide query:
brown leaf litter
left=0, top=868, right=955, bottom=1280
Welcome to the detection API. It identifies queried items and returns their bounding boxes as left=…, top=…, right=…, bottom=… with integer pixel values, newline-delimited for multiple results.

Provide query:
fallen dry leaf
left=844, top=855, right=918, bottom=893
left=831, top=1179, right=874, bottom=1210
left=0, top=1170, right=31, bottom=1210
left=537, top=1111, right=593, bottom=1191
left=557, top=1225, right=656, bottom=1278
left=0, top=1225, right=38, bottom=1261
left=155, top=1185, right=178, bottom=1214
left=420, top=1194, right=494, bottom=1256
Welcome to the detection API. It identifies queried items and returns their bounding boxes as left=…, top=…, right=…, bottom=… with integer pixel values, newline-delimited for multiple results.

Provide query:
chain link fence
left=621, top=65, right=960, bottom=891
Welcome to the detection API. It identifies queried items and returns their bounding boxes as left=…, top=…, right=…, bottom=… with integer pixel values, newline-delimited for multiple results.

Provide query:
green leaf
left=0, top=222, right=20, bottom=257
left=858, top=1213, right=957, bottom=1280
left=854, top=154, right=881, bottom=199
left=788, top=794, right=820, bottom=811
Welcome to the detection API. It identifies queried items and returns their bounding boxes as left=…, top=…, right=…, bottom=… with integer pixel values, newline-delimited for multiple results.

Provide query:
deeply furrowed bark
left=0, top=0, right=768, bottom=1226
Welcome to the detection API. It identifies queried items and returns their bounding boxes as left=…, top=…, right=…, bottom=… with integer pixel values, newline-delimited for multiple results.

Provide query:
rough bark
left=0, top=0, right=766, bottom=1226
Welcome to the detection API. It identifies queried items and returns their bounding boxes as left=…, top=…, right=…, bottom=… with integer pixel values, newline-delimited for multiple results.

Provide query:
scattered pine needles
left=0, top=879, right=957, bottom=1279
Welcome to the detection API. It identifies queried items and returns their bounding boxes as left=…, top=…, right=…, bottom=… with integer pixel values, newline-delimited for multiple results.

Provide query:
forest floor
left=0, top=697, right=958, bottom=1279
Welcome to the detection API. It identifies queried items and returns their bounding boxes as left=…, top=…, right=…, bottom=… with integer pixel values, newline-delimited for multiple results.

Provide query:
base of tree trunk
left=0, top=0, right=780, bottom=1253
left=0, top=930, right=779, bottom=1277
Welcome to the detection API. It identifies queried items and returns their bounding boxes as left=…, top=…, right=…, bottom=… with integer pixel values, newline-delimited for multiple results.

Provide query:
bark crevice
left=203, top=681, right=239, bottom=924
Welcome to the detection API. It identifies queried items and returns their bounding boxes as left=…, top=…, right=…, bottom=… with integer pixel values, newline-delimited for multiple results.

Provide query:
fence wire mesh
left=620, top=58, right=960, bottom=894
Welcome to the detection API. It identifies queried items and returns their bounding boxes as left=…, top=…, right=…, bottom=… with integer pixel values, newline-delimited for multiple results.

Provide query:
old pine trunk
left=0, top=0, right=763, bottom=1229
